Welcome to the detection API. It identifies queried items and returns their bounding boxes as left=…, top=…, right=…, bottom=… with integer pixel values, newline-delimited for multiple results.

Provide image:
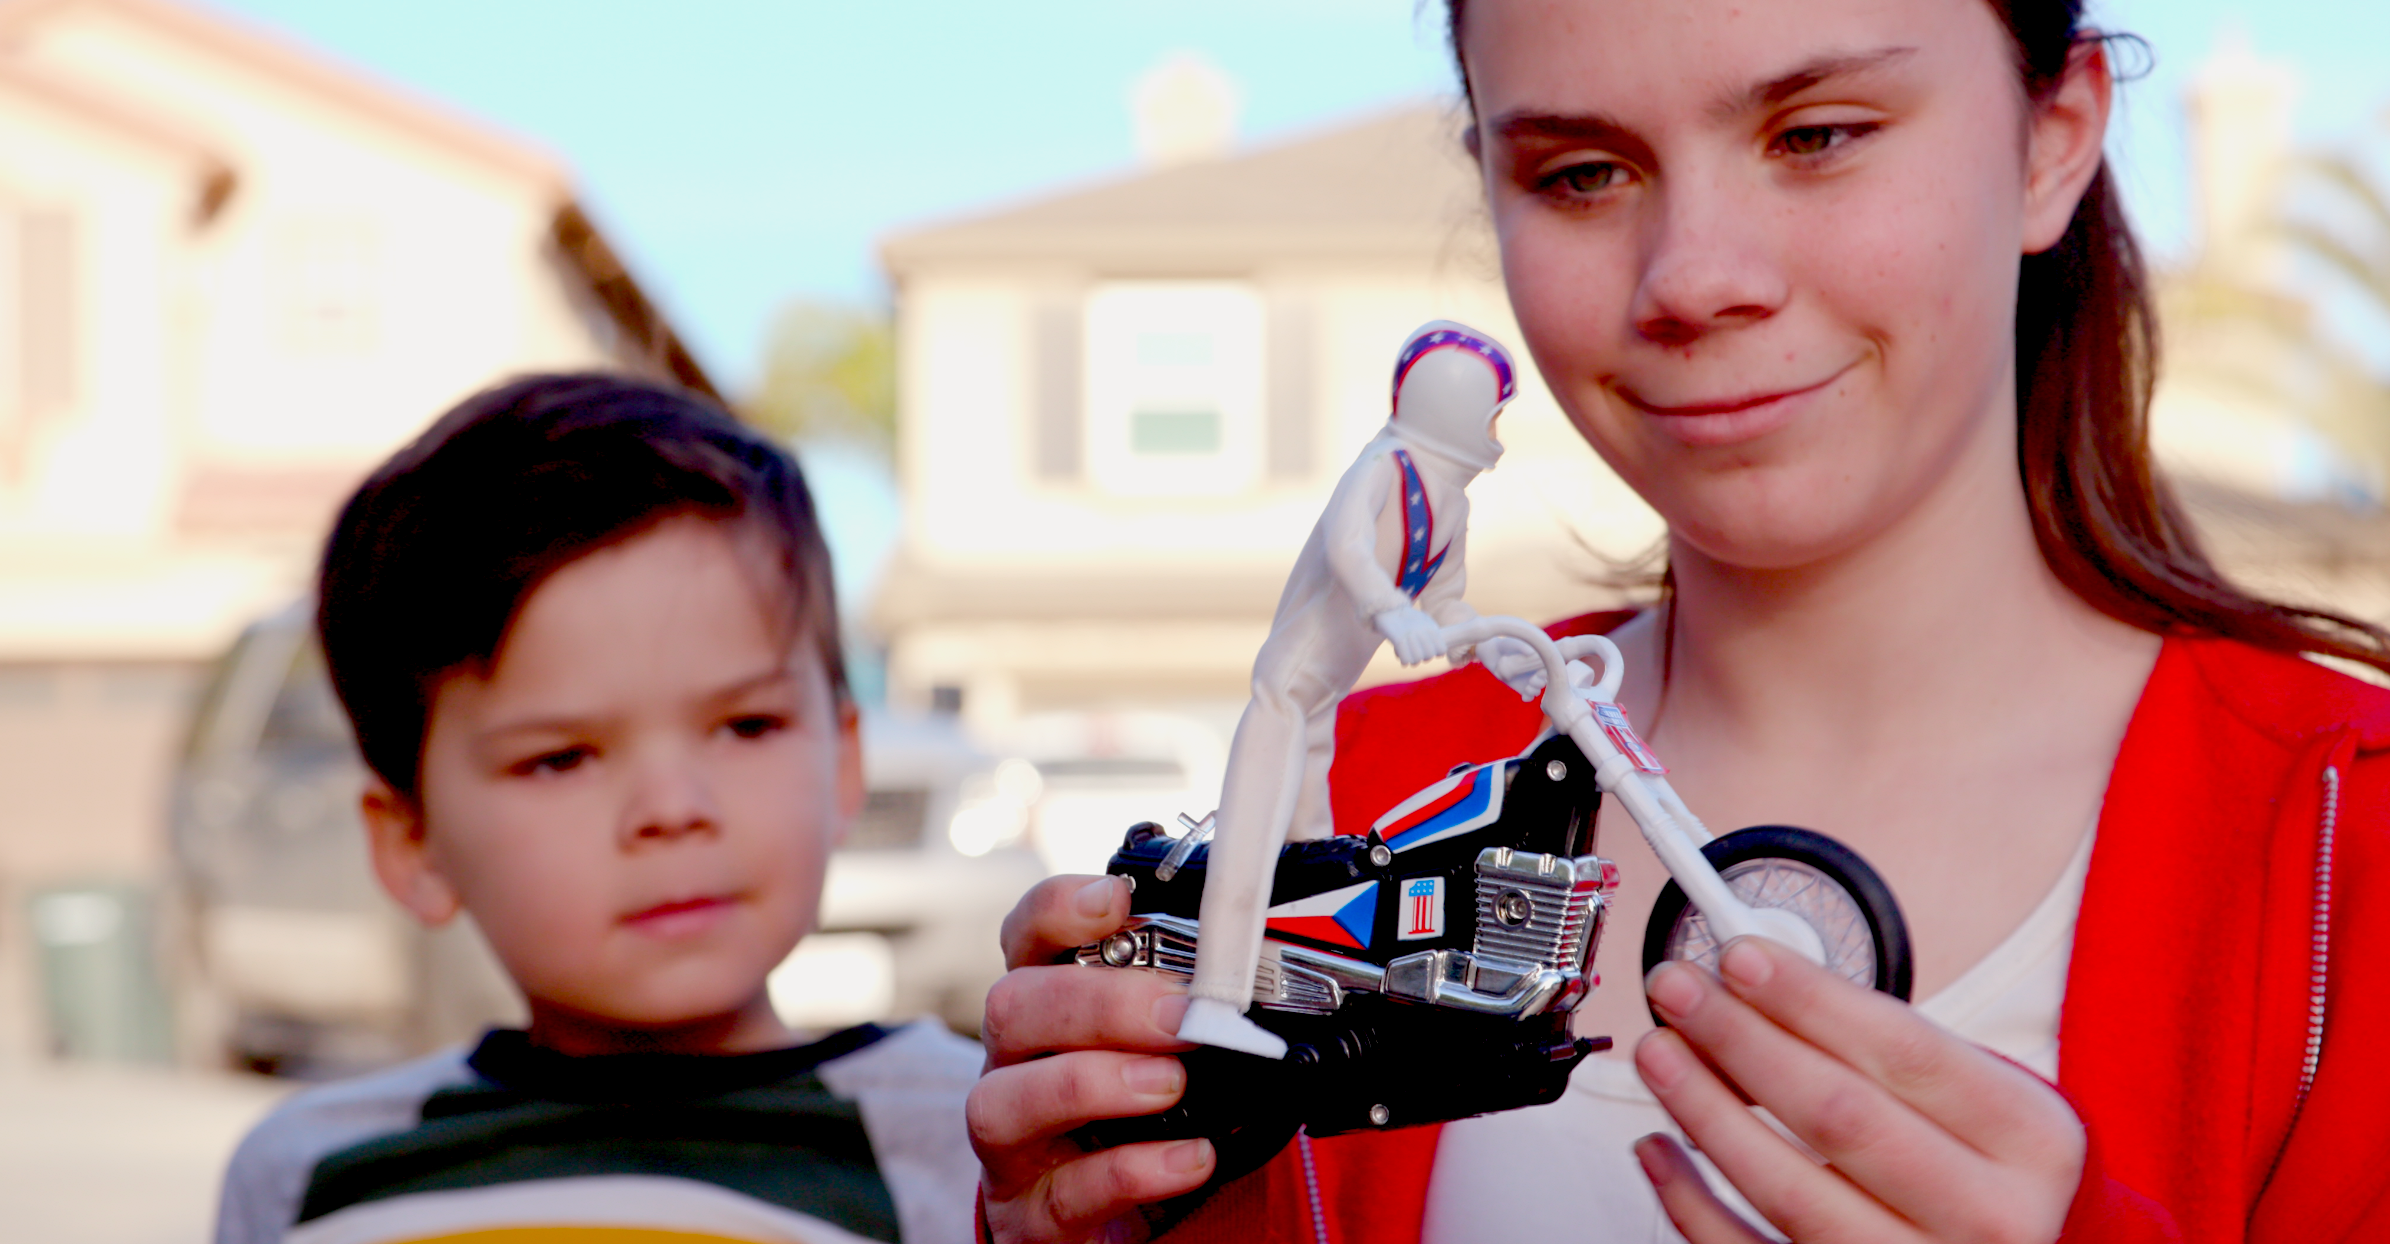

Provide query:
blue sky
left=206, top=1, right=2390, bottom=395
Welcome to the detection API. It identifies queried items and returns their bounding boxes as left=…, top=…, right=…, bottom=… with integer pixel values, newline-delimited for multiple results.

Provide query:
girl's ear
left=361, top=778, right=462, bottom=927
left=2021, top=39, right=2115, bottom=255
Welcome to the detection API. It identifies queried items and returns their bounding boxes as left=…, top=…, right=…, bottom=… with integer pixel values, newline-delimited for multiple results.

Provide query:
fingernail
left=1164, top=1138, right=1212, bottom=1174
left=1721, top=938, right=1773, bottom=990
left=1150, top=991, right=1189, bottom=1035
left=1075, top=876, right=1120, bottom=919
left=1633, top=1135, right=1672, bottom=1185
left=1637, top=1032, right=1691, bottom=1092
left=1645, top=962, right=1704, bottom=1019
left=1122, top=1056, right=1184, bottom=1097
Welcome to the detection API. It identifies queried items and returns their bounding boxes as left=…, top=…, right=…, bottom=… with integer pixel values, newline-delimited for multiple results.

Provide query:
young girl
left=967, top=2, right=2390, bottom=1241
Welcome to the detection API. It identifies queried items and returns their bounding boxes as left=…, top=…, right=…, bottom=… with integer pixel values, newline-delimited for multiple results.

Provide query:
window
left=1083, top=281, right=1263, bottom=496
left=275, top=218, right=379, bottom=353
left=0, top=205, right=77, bottom=445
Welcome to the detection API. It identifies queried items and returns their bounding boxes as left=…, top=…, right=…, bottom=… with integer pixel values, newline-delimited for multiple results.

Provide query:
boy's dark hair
left=318, top=373, right=847, bottom=799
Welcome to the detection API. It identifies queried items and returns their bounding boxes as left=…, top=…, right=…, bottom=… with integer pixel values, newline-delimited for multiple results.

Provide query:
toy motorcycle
left=1076, top=616, right=1911, bottom=1184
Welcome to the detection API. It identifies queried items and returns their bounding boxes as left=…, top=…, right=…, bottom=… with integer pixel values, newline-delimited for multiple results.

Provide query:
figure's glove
left=1374, top=606, right=1445, bottom=667
left=1475, top=636, right=1549, bottom=701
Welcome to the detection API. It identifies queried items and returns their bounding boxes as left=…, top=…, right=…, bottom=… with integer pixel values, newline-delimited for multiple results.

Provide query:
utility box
left=28, top=882, right=174, bottom=1064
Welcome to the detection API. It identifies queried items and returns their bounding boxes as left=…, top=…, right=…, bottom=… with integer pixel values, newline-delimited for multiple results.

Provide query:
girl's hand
left=968, top=875, right=1216, bottom=1243
left=1635, top=937, right=2085, bottom=1244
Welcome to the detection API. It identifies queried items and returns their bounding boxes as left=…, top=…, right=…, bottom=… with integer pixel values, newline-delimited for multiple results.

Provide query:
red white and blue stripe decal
left=1264, top=880, right=1378, bottom=951
left=1392, top=449, right=1450, bottom=599
left=1391, top=327, right=1518, bottom=406
left=1371, top=761, right=1509, bottom=852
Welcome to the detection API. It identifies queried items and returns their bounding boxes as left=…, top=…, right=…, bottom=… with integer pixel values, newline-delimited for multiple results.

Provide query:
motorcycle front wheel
left=1641, top=824, right=1913, bottom=1015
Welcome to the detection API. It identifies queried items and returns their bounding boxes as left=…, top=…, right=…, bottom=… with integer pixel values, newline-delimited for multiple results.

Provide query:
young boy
left=213, top=375, right=982, bottom=1244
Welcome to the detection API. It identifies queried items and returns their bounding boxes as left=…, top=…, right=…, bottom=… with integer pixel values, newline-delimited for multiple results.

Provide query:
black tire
left=1641, top=825, right=1912, bottom=1017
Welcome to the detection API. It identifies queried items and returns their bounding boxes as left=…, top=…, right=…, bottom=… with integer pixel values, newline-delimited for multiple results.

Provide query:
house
left=0, top=0, right=708, bottom=1060
left=876, top=104, right=1660, bottom=741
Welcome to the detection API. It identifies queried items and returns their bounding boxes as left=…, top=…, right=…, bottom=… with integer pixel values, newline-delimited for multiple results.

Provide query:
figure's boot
left=1178, top=996, right=1290, bottom=1059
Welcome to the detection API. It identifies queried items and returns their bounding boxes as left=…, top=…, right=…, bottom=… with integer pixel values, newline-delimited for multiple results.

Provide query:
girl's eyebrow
left=1484, top=112, right=1655, bottom=171
left=1718, top=46, right=1919, bottom=120
left=1484, top=46, right=1917, bottom=161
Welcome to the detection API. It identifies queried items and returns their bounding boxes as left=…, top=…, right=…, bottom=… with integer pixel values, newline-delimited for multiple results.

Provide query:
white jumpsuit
left=1185, top=324, right=1514, bottom=1032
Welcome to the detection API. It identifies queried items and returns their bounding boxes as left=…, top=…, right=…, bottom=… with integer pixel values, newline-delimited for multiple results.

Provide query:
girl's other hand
left=969, top=874, right=1215, bottom=1243
left=1636, top=937, right=2084, bottom=1243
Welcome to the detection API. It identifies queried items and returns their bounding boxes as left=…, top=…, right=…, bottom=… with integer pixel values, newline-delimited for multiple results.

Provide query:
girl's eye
left=724, top=714, right=787, bottom=741
left=1772, top=123, right=1876, bottom=160
left=1538, top=159, right=1628, bottom=199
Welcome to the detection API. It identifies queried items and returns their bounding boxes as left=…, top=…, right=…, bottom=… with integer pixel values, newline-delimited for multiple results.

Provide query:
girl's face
left=1464, top=0, right=2092, bottom=570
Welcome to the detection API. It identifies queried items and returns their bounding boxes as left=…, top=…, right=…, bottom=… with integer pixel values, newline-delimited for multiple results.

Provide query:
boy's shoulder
left=818, top=1020, right=984, bottom=1244
left=215, top=1045, right=482, bottom=1244
left=216, top=1021, right=985, bottom=1244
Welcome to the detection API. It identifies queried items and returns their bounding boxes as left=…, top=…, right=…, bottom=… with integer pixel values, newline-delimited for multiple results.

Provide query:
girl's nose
left=1630, top=173, right=1790, bottom=349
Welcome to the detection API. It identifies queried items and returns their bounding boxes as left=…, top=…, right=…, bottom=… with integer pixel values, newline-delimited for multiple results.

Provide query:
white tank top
left=1421, top=826, right=2096, bottom=1244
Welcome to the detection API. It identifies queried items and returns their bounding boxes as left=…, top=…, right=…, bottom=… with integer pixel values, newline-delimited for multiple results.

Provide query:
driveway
left=0, top=1062, right=287, bottom=1244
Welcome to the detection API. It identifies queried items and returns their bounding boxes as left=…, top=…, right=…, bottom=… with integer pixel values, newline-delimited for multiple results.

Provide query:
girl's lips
left=621, top=894, right=737, bottom=938
left=1619, top=367, right=1850, bottom=449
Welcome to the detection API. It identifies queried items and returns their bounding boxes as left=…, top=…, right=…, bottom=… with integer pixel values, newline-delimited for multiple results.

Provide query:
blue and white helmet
left=1390, top=320, right=1516, bottom=471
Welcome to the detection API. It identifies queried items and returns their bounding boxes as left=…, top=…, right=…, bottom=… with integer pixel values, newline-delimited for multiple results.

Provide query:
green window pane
left=1130, top=408, right=1221, bottom=455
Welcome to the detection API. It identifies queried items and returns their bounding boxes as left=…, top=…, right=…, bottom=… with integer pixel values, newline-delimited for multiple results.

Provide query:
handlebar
left=1437, top=615, right=1624, bottom=716
left=1438, top=613, right=1829, bottom=964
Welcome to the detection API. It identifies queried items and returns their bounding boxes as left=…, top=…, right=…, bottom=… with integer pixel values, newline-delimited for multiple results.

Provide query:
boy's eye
left=723, top=714, right=788, bottom=741
left=514, top=746, right=592, bottom=777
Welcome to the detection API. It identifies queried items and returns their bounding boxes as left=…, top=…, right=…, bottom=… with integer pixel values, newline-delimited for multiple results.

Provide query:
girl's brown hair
left=1444, top=0, right=2390, bottom=677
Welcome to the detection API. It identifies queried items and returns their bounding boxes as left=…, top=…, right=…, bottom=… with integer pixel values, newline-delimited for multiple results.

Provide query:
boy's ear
left=832, top=700, right=865, bottom=847
left=361, top=777, right=463, bottom=927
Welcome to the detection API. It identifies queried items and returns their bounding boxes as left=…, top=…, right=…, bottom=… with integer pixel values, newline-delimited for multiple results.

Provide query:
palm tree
left=744, top=301, right=897, bottom=451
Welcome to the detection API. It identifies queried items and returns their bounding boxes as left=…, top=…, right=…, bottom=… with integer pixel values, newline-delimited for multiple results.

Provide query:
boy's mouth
left=622, top=894, right=738, bottom=937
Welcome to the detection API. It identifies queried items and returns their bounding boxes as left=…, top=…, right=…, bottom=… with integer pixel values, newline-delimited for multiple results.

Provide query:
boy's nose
left=619, top=758, right=721, bottom=845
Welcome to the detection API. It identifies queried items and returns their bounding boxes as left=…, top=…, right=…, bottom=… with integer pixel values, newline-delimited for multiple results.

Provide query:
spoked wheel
left=1642, top=825, right=1912, bottom=1015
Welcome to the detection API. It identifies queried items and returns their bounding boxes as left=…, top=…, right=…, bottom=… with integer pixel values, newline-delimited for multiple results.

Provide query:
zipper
left=2297, top=764, right=2341, bottom=1110
left=1297, top=1129, right=1330, bottom=1244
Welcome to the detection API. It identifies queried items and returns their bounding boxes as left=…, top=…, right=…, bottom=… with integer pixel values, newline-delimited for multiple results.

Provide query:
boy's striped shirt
left=216, top=1021, right=982, bottom=1244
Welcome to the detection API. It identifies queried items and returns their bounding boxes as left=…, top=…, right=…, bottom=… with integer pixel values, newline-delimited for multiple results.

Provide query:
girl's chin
left=1660, top=504, right=1882, bottom=575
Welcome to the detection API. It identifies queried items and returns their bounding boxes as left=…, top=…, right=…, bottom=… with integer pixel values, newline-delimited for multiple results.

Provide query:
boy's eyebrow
left=474, top=666, right=801, bottom=742
left=1486, top=45, right=1920, bottom=154
left=699, top=665, right=800, bottom=707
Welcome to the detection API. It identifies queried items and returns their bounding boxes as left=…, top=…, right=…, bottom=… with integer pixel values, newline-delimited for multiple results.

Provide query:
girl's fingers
left=968, top=1051, right=1190, bottom=1183
left=983, top=963, right=1191, bottom=1068
left=1001, top=875, right=1130, bottom=969
left=1634, top=1133, right=1781, bottom=1244
left=1711, top=938, right=2084, bottom=1168
left=1647, top=959, right=1995, bottom=1230
left=1634, top=1027, right=1914, bottom=1244
left=982, top=1138, right=1215, bottom=1244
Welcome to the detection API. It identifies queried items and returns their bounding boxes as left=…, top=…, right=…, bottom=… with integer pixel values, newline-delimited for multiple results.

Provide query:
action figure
left=1178, top=321, right=1522, bottom=1057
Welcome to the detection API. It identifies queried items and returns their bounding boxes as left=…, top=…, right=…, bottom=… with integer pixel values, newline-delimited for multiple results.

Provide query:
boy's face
left=364, top=515, right=861, bottom=1051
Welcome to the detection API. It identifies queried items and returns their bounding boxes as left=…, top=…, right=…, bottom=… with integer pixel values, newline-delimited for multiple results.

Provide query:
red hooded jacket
left=1162, top=617, right=2390, bottom=1243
